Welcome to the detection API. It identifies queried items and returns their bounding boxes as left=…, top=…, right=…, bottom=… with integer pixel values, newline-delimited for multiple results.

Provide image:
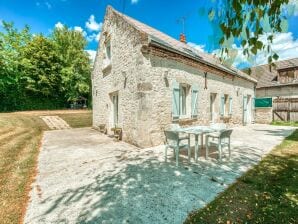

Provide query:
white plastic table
left=177, top=126, right=216, bottom=161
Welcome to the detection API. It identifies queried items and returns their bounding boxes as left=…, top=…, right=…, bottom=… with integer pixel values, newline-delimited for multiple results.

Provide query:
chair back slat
left=164, top=130, right=179, bottom=141
left=220, top=129, right=233, bottom=138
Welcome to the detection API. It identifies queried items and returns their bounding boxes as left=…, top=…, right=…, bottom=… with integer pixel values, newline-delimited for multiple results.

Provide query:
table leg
left=188, top=133, right=191, bottom=162
left=195, top=134, right=199, bottom=162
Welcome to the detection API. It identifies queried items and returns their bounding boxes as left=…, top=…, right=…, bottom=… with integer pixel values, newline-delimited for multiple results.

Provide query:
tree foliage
left=0, top=22, right=91, bottom=111
left=206, top=0, right=295, bottom=68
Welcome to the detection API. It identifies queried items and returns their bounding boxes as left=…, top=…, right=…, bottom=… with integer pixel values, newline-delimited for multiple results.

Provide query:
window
left=279, top=69, right=296, bottom=84
left=106, top=39, right=111, bottom=60
left=220, top=94, right=233, bottom=117
left=172, top=82, right=195, bottom=120
left=102, top=37, right=111, bottom=71
left=180, top=85, right=187, bottom=116
left=224, top=94, right=229, bottom=116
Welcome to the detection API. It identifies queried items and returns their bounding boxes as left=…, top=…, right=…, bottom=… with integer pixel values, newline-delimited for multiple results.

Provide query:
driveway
left=24, top=124, right=295, bottom=224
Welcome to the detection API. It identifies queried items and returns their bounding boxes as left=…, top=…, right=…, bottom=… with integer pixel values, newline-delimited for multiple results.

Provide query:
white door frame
left=111, top=93, right=119, bottom=127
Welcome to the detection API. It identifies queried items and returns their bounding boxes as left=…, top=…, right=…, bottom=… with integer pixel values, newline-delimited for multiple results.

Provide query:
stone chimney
left=179, top=33, right=186, bottom=43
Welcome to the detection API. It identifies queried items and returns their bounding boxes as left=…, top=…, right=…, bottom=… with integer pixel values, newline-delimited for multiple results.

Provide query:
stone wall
left=92, top=7, right=256, bottom=148
left=255, top=108, right=273, bottom=124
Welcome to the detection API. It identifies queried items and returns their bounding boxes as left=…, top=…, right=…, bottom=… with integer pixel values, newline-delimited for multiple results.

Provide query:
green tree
left=21, top=35, right=62, bottom=97
left=206, top=0, right=294, bottom=68
left=0, top=21, right=31, bottom=110
left=0, top=21, right=92, bottom=111
left=51, top=26, right=91, bottom=102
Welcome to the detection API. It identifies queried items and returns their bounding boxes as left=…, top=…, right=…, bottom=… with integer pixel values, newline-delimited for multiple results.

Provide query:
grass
left=185, top=129, right=298, bottom=224
left=0, top=110, right=92, bottom=224
left=59, top=112, right=92, bottom=128
left=271, top=121, right=298, bottom=127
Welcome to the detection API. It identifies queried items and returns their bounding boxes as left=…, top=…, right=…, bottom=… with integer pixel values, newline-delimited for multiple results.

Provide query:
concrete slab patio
left=24, top=124, right=296, bottom=224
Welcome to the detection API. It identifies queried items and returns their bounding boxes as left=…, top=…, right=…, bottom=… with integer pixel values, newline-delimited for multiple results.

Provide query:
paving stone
left=25, top=124, right=296, bottom=224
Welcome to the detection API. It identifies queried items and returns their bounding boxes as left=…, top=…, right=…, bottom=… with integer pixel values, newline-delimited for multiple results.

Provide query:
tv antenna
left=177, top=16, right=186, bottom=34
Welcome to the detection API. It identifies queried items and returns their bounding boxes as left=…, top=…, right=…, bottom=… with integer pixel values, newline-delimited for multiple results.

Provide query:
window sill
left=220, top=115, right=232, bottom=122
left=172, top=117, right=197, bottom=125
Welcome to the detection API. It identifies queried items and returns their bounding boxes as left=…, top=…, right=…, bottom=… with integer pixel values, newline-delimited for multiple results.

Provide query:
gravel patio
left=24, top=124, right=295, bottom=224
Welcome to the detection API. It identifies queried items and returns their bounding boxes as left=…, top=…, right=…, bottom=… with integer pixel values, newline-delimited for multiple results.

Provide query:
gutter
left=148, top=37, right=258, bottom=84
left=257, top=82, right=298, bottom=89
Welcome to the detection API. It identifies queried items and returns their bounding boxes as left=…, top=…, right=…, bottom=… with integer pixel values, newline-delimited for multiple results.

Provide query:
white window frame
left=224, top=94, right=229, bottom=116
left=180, top=85, right=187, bottom=116
left=106, top=39, right=111, bottom=61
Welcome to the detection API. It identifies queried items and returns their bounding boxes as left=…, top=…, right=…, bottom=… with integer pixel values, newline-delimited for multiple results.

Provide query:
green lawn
left=271, top=121, right=298, bottom=127
left=59, top=112, right=92, bottom=128
left=0, top=110, right=92, bottom=224
left=185, top=129, right=298, bottom=224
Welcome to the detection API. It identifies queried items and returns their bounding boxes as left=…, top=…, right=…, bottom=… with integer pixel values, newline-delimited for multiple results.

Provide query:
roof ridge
left=107, top=6, right=257, bottom=83
left=109, top=6, right=215, bottom=57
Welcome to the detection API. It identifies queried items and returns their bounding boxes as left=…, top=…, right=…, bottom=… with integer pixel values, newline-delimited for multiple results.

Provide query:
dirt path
left=40, top=116, right=70, bottom=130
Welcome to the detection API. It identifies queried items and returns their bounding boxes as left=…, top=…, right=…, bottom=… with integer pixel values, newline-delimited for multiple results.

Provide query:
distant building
left=249, top=58, right=298, bottom=98
left=247, top=58, right=298, bottom=123
left=92, top=6, right=257, bottom=147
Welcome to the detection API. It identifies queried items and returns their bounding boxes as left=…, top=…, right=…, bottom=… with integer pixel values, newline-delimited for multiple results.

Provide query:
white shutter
left=191, top=85, right=199, bottom=118
left=172, top=81, right=180, bottom=120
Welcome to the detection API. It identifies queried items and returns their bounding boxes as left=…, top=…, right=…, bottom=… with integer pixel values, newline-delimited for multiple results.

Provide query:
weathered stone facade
left=92, top=7, right=257, bottom=147
left=255, top=108, right=273, bottom=124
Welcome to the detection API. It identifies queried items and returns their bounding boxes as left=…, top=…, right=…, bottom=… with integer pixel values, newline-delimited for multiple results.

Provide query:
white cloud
left=74, top=26, right=88, bottom=37
left=95, top=33, right=101, bottom=41
left=36, top=1, right=52, bottom=9
left=216, top=32, right=298, bottom=68
left=86, top=32, right=101, bottom=42
left=187, top=42, right=206, bottom=53
left=289, top=0, right=298, bottom=16
left=85, top=50, right=97, bottom=63
left=74, top=26, right=83, bottom=33
left=85, top=15, right=102, bottom=32
left=187, top=32, right=298, bottom=69
left=131, top=0, right=139, bottom=4
left=55, top=21, right=64, bottom=29
left=45, top=1, right=52, bottom=9
left=254, top=32, right=298, bottom=65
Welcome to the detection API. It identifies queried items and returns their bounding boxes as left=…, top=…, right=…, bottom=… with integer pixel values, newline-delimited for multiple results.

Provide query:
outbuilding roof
left=247, top=58, right=298, bottom=88
left=109, top=6, right=257, bottom=84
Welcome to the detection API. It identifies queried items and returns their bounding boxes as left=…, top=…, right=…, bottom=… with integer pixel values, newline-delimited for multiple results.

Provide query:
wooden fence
left=273, top=98, right=298, bottom=121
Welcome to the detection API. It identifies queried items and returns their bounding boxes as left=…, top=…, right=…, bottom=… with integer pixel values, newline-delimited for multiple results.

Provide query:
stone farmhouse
left=92, top=6, right=257, bottom=147
left=249, top=58, right=298, bottom=98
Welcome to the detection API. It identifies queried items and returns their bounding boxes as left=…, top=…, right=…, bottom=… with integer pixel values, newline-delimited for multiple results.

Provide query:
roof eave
left=148, top=38, right=257, bottom=84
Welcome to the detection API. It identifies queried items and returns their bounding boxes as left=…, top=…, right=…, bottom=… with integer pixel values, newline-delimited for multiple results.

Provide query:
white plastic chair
left=205, top=129, right=233, bottom=162
left=164, top=130, right=190, bottom=167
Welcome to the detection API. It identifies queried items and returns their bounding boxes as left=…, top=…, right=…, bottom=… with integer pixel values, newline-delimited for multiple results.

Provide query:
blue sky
left=1, top=0, right=298, bottom=67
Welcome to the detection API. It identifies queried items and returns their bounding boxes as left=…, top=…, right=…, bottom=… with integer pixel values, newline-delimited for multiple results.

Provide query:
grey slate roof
left=248, top=58, right=298, bottom=88
left=110, top=7, right=257, bottom=83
